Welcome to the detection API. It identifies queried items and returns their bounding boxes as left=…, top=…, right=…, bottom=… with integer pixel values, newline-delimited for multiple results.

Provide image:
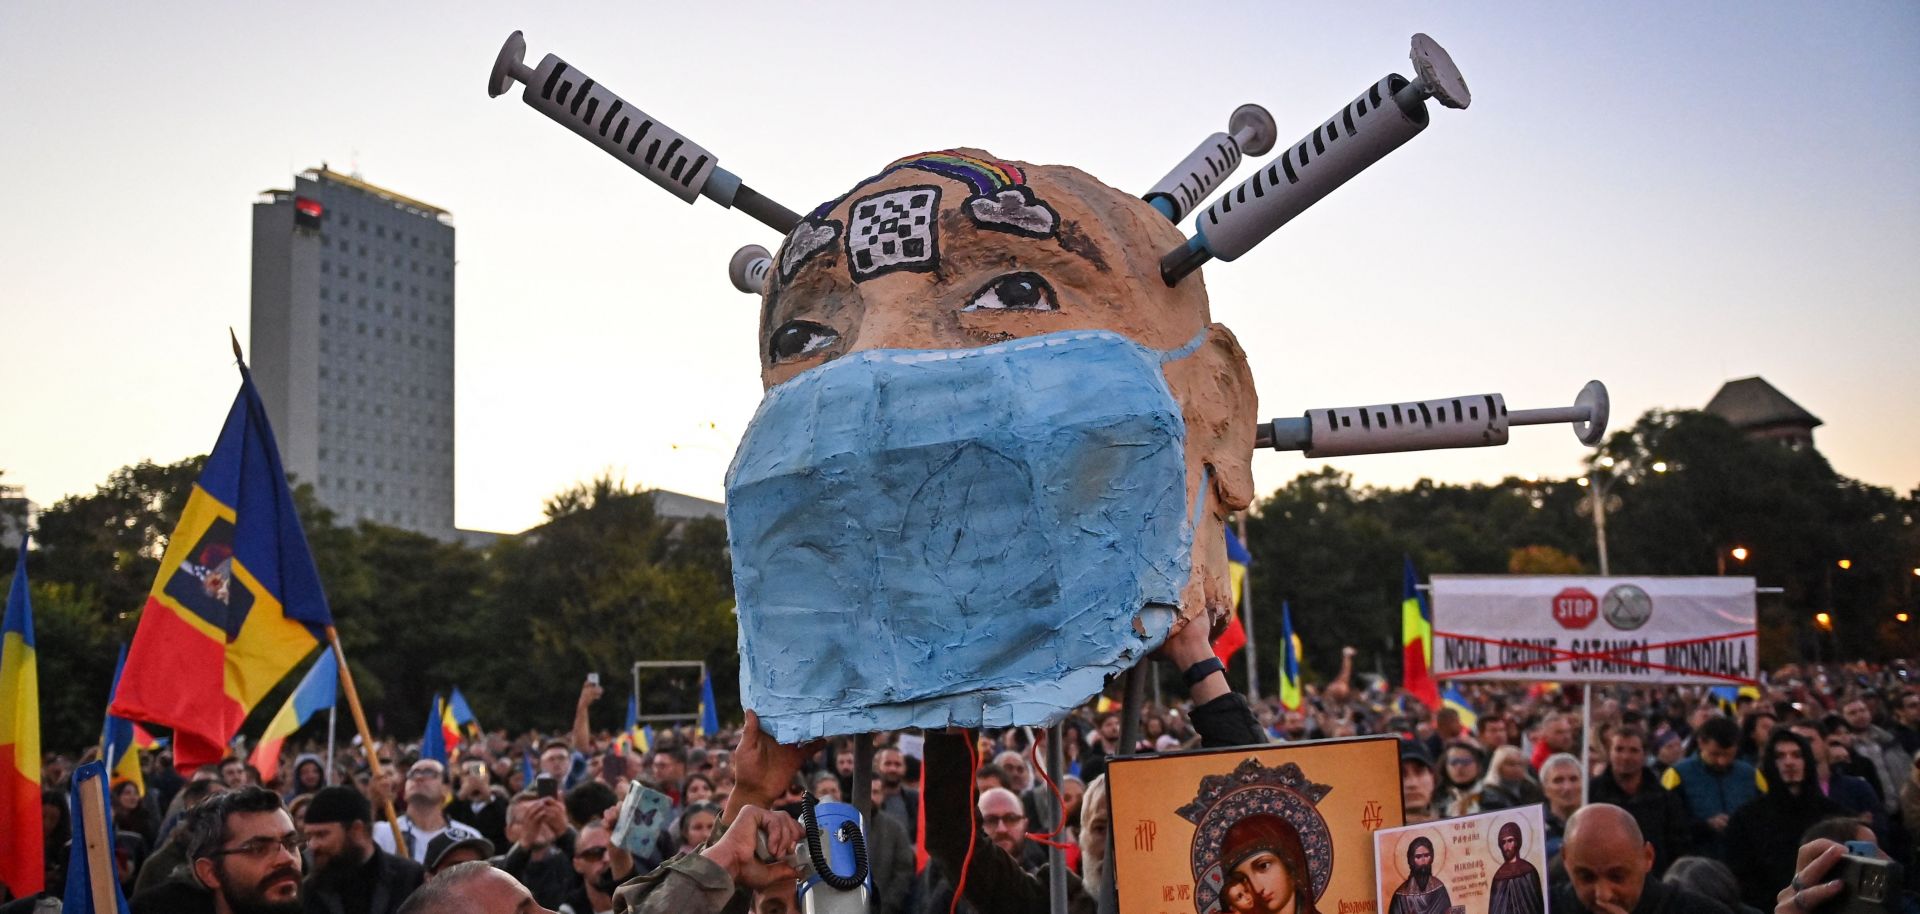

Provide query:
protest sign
left=1374, top=805, right=1549, bottom=914
left=1431, top=576, right=1757, bottom=685
left=1108, top=736, right=1401, bottom=914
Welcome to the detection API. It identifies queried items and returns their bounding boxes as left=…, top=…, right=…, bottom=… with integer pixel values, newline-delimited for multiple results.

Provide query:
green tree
left=481, top=475, right=737, bottom=735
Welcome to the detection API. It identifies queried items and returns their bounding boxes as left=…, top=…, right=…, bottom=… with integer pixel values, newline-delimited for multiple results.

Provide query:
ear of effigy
left=1256, top=381, right=1608, bottom=457
left=489, top=31, right=801, bottom=234
left=1160, top=33, right=1472, bottom=285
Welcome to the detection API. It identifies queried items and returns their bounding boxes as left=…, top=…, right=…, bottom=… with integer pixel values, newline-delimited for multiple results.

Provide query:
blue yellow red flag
left=1213, top=524, right=1251, bottom=661
left=102, top=644, right=145, bottom=796
left=448, top=687, right=481, bottom=739
left=439, top=695, right=463, bottom=752
left=247, top=647, right=337, bottom=783
left=1278, top=602, right=1303, bottom=711
left=1442, top=686, right=1479, bottom=731
left=111, top=362, right=333, bottom=771
left=1401, top=555, right=1440, bottom=710
left=1, top=534, right=43, bottom=898
left=61, top=760, right=131, bottom=914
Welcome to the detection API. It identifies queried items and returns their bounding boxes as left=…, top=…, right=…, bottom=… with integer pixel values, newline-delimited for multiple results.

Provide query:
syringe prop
left=488, top=31, right=801, bottom=234
left=1144, top=104, right=1278, bottom=221
left=1161, top=34, right=1470, bottom=285
left=730, top=245, right=772, bottom=294
left=1255, top=381, right=1608, bottom=458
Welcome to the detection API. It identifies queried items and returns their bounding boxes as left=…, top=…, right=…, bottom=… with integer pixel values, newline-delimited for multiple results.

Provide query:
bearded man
left=1386, top=836, right=1451, bottom=914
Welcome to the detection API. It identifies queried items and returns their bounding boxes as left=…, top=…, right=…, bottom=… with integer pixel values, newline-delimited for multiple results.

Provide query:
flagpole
left=77, top=771, right=119, bottom=910
left=1238, top=514, right=1260, bottom=702
left=325, top=703, right=337, bottom=787
left=325, top=625, right=407, bottom=857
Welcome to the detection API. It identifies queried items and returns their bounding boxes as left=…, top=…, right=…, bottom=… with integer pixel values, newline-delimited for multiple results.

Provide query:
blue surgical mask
left=726, top=327, right=1208, bottom=742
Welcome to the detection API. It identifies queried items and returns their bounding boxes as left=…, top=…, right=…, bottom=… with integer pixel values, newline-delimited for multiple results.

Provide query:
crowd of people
left=13, top=644, right=1920, bottom=914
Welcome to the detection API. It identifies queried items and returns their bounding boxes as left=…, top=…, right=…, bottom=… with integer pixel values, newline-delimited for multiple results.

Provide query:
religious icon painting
left=1372, top=804, right=1548, bottom=914
left=1107, top=735, right=1402, bottom=914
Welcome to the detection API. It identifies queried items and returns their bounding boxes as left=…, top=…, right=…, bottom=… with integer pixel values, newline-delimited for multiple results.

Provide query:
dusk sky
left=3, top=2, right=1915, bottom=534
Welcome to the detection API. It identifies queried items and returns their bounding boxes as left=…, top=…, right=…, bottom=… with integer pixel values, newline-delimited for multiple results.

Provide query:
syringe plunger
left=1144, top=104, right=1278, bottom=222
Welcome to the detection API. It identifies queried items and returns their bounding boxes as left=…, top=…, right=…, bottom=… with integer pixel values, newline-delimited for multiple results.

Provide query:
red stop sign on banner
left=1553, top=587, right=1598, bottom=629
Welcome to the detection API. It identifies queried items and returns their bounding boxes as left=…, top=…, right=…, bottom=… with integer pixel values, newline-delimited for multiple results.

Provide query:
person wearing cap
left=1400, top=741, right=1439, bottom=825
left=420, top=833, right=493, bottom=877
left=302, top=785, right=426, bottom=914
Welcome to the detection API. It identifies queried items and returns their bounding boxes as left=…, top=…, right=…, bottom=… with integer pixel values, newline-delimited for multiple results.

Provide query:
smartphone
left=535, top=773, right=558, bottom=799
left=611, top=783, right=674, bottom=856
left=587, top=672, right=601, bottom=686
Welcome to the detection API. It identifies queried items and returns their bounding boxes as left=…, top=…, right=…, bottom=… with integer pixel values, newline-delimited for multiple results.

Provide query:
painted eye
left=768, top=320, right=840, bottom=363
left=964, top=272, right=1056, bottom=312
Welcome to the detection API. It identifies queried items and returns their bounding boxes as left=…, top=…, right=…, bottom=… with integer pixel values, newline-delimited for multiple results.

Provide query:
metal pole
left=1047, top=722, right=1068, bottom=914
left=1579, top=685, right=1593, bottom=807
left=326, top=703, right=337, bottom=786
left=1239, top=514, right=1261, bottom=702
left=1592, top=481, right=1611, bottom=577
left=1118, top=664, right=1148, bottom=761
left=853, top=732, right=873, bottom=824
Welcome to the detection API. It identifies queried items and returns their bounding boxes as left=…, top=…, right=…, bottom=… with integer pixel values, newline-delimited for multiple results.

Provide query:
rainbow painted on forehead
left=807, top=150, right=1029, bottom=220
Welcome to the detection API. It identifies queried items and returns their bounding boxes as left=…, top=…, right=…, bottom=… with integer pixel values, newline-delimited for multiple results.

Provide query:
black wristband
left=1182, top=657, right=1225, bottom=686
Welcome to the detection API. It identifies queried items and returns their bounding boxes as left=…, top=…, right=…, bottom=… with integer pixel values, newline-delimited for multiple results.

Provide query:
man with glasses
left=560, top=820, right=616, bottom=914
left=373, top=760, right=484, bottom=866
left=302, top=785, right=425, bottom=914
left=184, top=786, right=306, bottom=914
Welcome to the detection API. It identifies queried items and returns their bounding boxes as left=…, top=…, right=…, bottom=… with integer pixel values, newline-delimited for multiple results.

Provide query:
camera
left=1817, top=851, right=1895, bottom=914
left=535, top=773, right=558, bottom=799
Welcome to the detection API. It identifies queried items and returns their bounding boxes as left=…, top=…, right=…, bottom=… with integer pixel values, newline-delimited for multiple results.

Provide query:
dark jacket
left=1727, top=733, right=1849, bottom=911
left=1659, top=755, right=1760, bottom=857
left=303, top=845, right=425, bottom=914
left=1587, top=767, right=1693, bottom=876
left=447, top=792, right=512, bottom=851
left=491, top=831, right=580, bottom=910
left=130, top=879, right=216, bottom=914
left=1548, top=876, right=1733, bottom=914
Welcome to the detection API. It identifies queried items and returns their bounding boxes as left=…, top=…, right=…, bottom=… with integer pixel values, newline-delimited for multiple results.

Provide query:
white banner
left=1430, top=575, right=1757, bottom=685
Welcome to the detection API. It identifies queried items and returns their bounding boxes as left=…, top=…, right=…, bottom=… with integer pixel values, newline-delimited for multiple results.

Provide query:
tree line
left=3, top=407, right=1914, bottom=753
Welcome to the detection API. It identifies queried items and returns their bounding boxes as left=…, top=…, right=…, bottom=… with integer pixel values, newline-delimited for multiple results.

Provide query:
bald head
left=1562, top=804, right=1653, bottom=913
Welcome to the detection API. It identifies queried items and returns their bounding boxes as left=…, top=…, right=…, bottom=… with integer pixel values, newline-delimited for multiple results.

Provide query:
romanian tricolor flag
left=439, top=695, right=463, bottom=753
left=110, top=361, right=334, bottom=772
left=1278, top=602, right=1303, bottom=711
left=1213, top=524, right=1252, bottom=662
left=248, top=647, right=337, bottom=783
left=1441, top=686, right=1479, bottom=731
left=1401, top=555, right=1440, bottom=710
left=448, top=687, right=481, bottom=741
left=623, top=694, right=651, bottom=753
left=1, top=534, right=43, bottom=898
left=102, top=645, right=145, bottom=796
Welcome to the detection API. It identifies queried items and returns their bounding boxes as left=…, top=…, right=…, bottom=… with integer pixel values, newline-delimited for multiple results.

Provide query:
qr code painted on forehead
left=846, top=185, right=941, bottom=280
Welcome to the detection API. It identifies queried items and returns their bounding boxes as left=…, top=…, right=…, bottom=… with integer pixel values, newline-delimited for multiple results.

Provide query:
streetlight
left=1816, top=612, right=1833, bottom=630
left=1719, top=545, right=1751, bottom=576
left=1574, top=451, right=1665, bottom=576
left=1838, top=558, right=1853, bottom=571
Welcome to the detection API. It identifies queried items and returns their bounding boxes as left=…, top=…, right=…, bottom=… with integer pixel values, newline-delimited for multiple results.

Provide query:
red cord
left=1024, top=727, right=1072, bottom=845
left=949, top=733, right=979, bottom=914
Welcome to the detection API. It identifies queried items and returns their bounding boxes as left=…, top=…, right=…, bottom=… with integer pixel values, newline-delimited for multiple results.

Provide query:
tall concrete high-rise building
left=250, top=167, right=456, bottom=538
